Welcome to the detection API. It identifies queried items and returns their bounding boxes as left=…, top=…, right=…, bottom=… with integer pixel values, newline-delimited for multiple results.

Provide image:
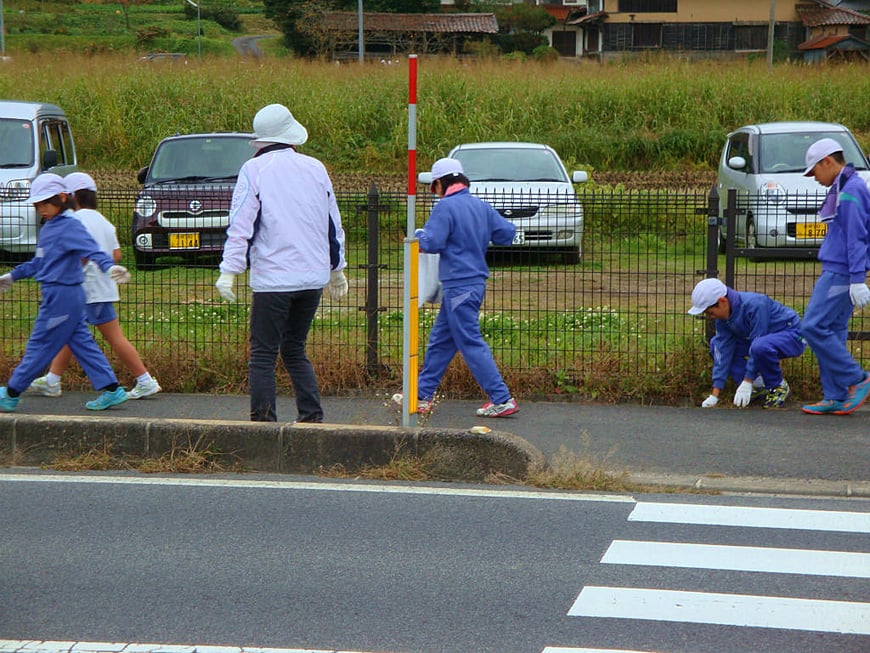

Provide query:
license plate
left=169, top=232, right=200, bottom=249
left=796, top=222, right=826, bottom=239
left=512, top=231, right=525, bottom=245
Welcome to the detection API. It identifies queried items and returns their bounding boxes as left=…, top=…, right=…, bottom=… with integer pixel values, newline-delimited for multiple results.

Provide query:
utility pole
left=358, top=0, right=364, bottom=63
left=767, top=0, right=776, bottom=68
left=185, top=0, right=201, bottom=58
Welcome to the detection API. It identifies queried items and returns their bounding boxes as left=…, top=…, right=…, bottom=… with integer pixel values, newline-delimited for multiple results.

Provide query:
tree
left=492, top=2, right=554, bottom=54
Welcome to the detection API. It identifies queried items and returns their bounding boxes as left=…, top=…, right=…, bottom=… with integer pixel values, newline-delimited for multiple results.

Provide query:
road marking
left=542, top=648, right=654, bottom=653
left=602, top=540, right=870, bottom=577
left=0, top=642, right=375, bottom=653
left=0, top=472, right=633, bottom=503
left=567, top=586, right=870, bottom=635
left=629, top=501, right=870, bottom=532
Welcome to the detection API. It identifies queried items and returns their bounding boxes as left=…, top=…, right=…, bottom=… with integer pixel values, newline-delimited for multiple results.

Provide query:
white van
left=0, top=100, right=77, bottom=255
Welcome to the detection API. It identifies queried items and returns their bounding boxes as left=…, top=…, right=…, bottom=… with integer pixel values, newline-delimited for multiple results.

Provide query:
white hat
left=803, top=138, right=843, bottom=176
left=65, top=172, right=97, bottom=193
left=26, top=173, right=68, bottom=204
left=251, top=103, right=308, bottom=147
left=688, top=278, right=727, bottom=315
left=430, top=158, right=464, bottom=182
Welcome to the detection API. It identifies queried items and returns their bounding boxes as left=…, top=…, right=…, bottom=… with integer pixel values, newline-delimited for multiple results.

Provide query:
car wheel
left=717, top=227, right=726, bottom=254
left=747, top=218, right=758, bottom=248
left=134, top=249, right=158, bottom=271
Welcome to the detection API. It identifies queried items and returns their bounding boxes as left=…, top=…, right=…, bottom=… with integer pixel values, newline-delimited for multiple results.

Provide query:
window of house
left=734, top=25, right=767, bottom=51
left=618, top=0, right=677, bottom=12
left=632, top=23, right=662, bottom=48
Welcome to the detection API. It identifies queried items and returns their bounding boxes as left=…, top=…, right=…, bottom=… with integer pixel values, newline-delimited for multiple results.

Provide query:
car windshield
left=452, top=147, right=568, bottom=183
left=148, top=136, right=254, bottom=182
left=0, top=118, right=35, bottom=168
left=758, top=132, right=869, bottom=174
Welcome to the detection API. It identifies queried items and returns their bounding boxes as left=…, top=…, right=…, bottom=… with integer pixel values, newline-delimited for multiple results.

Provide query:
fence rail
left=1, top=184, right=866, bottom=403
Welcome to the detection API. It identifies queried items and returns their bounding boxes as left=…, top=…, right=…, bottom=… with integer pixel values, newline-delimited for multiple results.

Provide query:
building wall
left=600, top=0, right=800, bottom=24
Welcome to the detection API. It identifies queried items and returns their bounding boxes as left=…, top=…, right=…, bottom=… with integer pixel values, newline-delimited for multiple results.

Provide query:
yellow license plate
left=169, top=232, right=200, bottom=249
left=796, top=222, right=827, bottom=239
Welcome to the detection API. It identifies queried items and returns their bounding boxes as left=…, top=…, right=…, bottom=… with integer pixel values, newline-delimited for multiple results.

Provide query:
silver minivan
left=0, top=100, right=77, bottom=255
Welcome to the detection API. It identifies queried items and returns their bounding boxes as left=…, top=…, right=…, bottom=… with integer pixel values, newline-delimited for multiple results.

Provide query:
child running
left=28, top=172, right=161, bottom=399
left=0, top=173, right=131, bottom=412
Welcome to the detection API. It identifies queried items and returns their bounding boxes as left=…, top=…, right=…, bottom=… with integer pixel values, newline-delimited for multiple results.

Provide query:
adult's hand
left=326, top=270, right=348, bottom=300
left=215, top=272, right=237, bottom=302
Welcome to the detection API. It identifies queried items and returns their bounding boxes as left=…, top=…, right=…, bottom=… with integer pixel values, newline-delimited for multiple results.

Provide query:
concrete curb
left=623, top=472, right=870, bottom=498
left=0, top=415, right=546, bottom=482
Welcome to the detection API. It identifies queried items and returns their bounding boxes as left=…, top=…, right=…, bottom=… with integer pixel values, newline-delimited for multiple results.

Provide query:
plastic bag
left=418, top=252, right=442, bottom=306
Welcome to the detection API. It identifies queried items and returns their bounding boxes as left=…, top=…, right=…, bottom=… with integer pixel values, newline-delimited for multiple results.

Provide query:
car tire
left=717, top=227, right=726, bottom=254
left=561, top=248, right=581, bottom=265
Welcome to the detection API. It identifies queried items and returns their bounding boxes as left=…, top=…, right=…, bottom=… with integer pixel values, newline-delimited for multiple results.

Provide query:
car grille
left=159, top=208, right=229, bottom=223
left=496, top=207, right=538, bottom=219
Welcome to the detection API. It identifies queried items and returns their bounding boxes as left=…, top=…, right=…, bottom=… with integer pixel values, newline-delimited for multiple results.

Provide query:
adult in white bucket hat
left=217, top=104, right=346, bottom=423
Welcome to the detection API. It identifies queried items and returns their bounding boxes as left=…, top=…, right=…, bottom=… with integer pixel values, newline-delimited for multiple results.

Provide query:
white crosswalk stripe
left=545, top=500, right=870, bottom=652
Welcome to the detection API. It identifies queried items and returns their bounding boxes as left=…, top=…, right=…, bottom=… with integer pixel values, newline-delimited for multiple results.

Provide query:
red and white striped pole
left=401, top=54, right=419, bottom=427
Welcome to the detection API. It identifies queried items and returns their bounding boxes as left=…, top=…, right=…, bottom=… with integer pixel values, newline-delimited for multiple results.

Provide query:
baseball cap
left=26, top=173, right=68, bottom=204
left=803, top=138, right=843, bottom=176
left=429, top=158, right=464, bottom=182
left=688, top=278, right=727, bottom=315
left=65, top=172, right=97, bottom=193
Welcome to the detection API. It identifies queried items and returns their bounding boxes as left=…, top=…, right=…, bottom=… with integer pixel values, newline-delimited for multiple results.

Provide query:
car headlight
left=134, top=195, right=157, bottom=218
left=762, top=182, right=785, bottom=205
left=538, top=203, right=583, bottom=221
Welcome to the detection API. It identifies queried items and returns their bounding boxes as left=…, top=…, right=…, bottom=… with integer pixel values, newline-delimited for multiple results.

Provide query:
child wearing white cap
left=0, top=173, right=132, bottom=412
left=28, top=172, right=161, bottom=400
left=688, top=278, right=805, bottom=409
left=800, top=138, right=870, bottom=415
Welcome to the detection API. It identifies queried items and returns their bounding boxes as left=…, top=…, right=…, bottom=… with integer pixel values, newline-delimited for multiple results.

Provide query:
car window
left=149, top=136, right=254, bottom=182
left=726, top=133, right=752, bottom=172
left=759, top=132, right=869, bottom=174
left=0, top=119, right=34, bottom=167
left=452, top=148, right=568, bottom=183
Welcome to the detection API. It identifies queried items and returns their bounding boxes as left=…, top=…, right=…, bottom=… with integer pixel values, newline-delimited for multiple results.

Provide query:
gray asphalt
left=11, top=390, right=869, bottom=495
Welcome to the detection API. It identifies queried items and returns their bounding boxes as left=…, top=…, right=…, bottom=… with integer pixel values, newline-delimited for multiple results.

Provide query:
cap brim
left=687, top=306, right=706, bottom=315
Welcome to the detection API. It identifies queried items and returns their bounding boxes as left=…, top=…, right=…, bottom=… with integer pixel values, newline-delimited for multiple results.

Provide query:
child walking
left=0, top=174, right=132, bottom=412
left=28, top=172, right=161, bottom=399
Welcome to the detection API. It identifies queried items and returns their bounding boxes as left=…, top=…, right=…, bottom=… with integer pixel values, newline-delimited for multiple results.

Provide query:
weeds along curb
left=0, top=415, right=546, bottom=482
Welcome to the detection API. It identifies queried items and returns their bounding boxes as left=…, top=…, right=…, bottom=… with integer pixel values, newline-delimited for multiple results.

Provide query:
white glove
left=701, top=394, right=719, bottom=408
left=326, top=270, right=348, bottom=300
left=0, top=273, right=13, bottom=292
left=414, top=228, right=425, bottom=239
left=733, top=380, right=753, bottom=408
left=108, top=265, right=131, bottom=284
left=215, top=272, right=237, bottom=302
left=850, top=283, right=870, bottom=308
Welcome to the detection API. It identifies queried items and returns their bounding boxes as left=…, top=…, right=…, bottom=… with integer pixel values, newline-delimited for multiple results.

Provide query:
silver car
left=717, top=121, right=870, bottom=251
left=419, top=142, right=588, bottom=264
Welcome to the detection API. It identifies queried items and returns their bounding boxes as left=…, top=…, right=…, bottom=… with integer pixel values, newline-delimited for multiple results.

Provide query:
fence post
left=363, top=182, right=386, bottom=377
left=704, top=184, right=720, bottom=342
left=725, top=188, right=737, bottom=289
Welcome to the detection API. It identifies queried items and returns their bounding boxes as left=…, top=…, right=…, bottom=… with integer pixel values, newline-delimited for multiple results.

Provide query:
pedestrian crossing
left=543, top=500, right=870, bottom=652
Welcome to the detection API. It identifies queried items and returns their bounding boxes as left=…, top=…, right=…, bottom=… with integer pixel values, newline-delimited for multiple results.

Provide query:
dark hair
left=74, top=189, right=98, bottom=210
left=832, top=151, right=846, bottom=165
left=433, top=172, right=470, bottom=188
left=41, top=194, right=76, bottom=212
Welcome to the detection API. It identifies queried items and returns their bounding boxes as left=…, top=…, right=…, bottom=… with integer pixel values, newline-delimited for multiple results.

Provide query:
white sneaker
left=29, top=376, right=62, bottom=397
left=128, top=377, right=161, bottom=399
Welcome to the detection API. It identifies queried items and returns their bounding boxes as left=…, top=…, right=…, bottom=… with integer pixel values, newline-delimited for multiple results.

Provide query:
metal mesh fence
left=1, top=184, right=867, bottom=401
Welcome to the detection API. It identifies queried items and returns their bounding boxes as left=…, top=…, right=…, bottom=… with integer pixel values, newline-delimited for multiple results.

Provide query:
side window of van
left=39, top=119, right=75, bottom=169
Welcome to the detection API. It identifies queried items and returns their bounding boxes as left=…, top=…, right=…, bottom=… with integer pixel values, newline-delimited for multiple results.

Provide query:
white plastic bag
left=418, top=252, right=442, bottom=306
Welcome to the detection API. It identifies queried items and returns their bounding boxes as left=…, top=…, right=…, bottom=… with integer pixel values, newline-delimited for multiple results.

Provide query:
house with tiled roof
left=796, top=1, right=870, bottom=61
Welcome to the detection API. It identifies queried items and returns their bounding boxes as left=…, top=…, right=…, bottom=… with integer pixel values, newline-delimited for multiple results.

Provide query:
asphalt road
left=1, top=472, right=868, bottom=653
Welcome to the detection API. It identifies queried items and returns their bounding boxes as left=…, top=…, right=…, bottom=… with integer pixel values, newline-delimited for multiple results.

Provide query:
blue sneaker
left=835, top=373, right=870, bottom=415
left=86, top=387, right=128, bottom=411
left=0, top=386, right=20, bottom=412
left=801, top=399, right=845, bottom=415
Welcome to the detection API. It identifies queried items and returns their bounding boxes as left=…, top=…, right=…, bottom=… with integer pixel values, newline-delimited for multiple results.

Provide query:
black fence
left=1, top=184, right=867, bottom=401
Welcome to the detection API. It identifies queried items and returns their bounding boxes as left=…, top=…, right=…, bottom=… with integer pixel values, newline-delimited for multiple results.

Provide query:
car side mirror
left=137, top=166, right=149, bottom=184
left=418, top=172, right=433, bottom=184
left=572, top=171, right=588, bottom=184
left=41, top=149, right=58, bottom=170
left=728, top=156, right=747, bottom=171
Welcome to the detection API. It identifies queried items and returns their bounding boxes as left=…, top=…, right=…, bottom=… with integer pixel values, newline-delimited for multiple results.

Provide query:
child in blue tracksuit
left=412, top=158, right=519, bottom=418
left=688, top=278, right=805, bottom=409
left=0, top=174, right=131, bottom=412
left=800, top=138, right=870, bottom=415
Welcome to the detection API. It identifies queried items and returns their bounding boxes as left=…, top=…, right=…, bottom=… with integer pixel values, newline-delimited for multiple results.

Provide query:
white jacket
left=219, top=147, right=346, bottom=292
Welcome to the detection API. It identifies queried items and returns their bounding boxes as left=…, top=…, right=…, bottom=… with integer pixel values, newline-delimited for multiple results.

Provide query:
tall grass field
left=0, top=54, right=868, bottom=176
